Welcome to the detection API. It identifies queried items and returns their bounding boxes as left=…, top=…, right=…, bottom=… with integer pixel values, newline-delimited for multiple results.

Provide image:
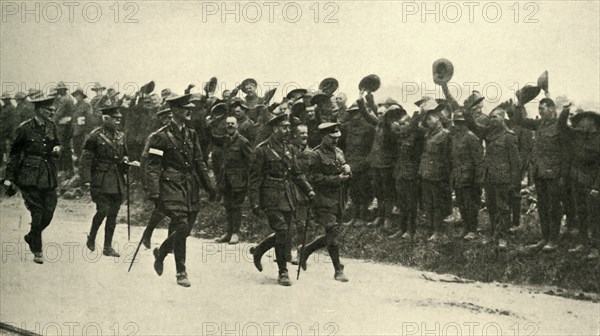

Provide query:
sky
left=1, top=0, right=599, bottom=114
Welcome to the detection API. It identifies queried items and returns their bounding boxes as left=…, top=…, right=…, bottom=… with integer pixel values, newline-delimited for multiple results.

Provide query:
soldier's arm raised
left=511, top=104, right=540, bottom=130
left=557, top=104, right=574, bottom=138
left=357, top=98, right=378, bottom=126
left=464, top=110, right=488, bottom=140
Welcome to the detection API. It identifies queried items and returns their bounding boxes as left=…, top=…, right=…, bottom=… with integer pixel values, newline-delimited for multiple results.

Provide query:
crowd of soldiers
left=1, top=62, right=599, bottom=288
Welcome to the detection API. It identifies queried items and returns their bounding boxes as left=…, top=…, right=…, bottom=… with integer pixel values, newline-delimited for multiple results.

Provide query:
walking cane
left=128, top=233, right=144, bottom=272
left=297, top=206, right=311, bottom=280
left=126, top=165, right=131, bottom=241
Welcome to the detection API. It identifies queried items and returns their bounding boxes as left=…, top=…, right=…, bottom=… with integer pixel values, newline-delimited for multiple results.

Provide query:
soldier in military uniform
left=248, top=114, right=315, bottom=286
left=466, top=107, right=521, bottom=250
left=450, top=109, right=484, bottom=240
left=558, top=107, right=600, bottom=260
left=300, top=122, right=350, bottom=282
left=81, top=106, right=130, bottom=257
left=232, top=100, right=256, bottom=144
left=214, top=116, right=253, bottom=245
left=510, top=98, right=564, bottom=252
left=140, top=107, right=173, bottom=249
left=287, top=123, right=313, bottom=263
left=339, top=101, right=375, bottom=227
left=388, top=111, right=423, bottom=239
left=4, top=97, right=61, bottom=264
left=1, top=92, right=17, bottom=168
left=89, top=83, right=106, bottom=113
left=53, top=82, right=75, bottom=177
left=71, top=88, right=93, bottom=162
left=418, top=99, right=452, bottom=242
left=146, top=94, right=215, bottom=287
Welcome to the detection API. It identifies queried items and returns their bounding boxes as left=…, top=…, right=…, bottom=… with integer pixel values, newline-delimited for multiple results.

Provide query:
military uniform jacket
left=419, top=125, right=452, bottom=182
left=307, top=145, right=346, bottom=213
left=340, top=101, right=375, bottom=173
left=216, top=132, right=253, bottom=192
left=248, top=136, right=313, bottom=212
left=80, top=126, right=128, bottom=195
left=144, top=121, right=211, bottom=212
left=450, top=128, right=483, bottom=188
left=292, top=144, right=313, bottom=203
left=6, top=118, right=60, bottom=190
left=558, top=109, right=600, bottom=191
left=392, top=115, right=423, bottom=180
left=514, top=114, right=563, bottom=179
left=53, top=94, right=74, bottom=141
left=72, top=100, right=94, bottom=137
left=466, top=115, right=521, bottom=185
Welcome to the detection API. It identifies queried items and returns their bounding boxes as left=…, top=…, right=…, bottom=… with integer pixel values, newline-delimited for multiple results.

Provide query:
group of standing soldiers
left=1, top=69, right=599, bottom=287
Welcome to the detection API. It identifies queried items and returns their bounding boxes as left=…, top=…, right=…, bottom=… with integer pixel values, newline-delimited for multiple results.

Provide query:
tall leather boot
left=299, top=235, right=328, bottom=270
left=328, top=245, right=349, bottom=282
left=250, top=233, right=276, bottom=272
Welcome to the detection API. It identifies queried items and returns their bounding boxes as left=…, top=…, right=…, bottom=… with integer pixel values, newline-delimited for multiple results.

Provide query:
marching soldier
left=214, top=116, right=253, bottom=244
left=81, top=106, right=130, bottom=257
left=558, top=107, right=600, bottom=260
left=300, top=122, right=350, bottom=282
left=248, top=114, right=315, bottom=286
left=71, top=88, right=93, bottom=162
left=4, top=96, right=61, bottom=264
left=466, top=107, right=521, bottom=249
left=140, top=107, right=173, bottom=249
left=146, top=94, right=215, bottom=287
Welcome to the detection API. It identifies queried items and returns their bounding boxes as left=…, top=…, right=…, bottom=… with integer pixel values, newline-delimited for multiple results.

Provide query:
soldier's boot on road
left=142, top=233, right=152, bottom=250
left=334, top=264, right=349, bottom=282
left=215, top=233, right=231, bottom=243
left=176, top=272, right=191, bottom=287
left=542, top=241, right=558, bottom=253
left=33, top=252, right=44, bottom=264
left=526, top=239, right=547, bottom=251
left=228, top=233, right=240, bottom=245
left=300, top=235, right=328, bottom=271
left=250, top=234, right=276, bottom=272
left=103, top=246, right=120, bottom=257
left=277, top=272, right=292, bottom=286
left=24, top=234, right=34, bottom=253
left=153, top=248, right=164, bottom=276
left=367, top=217, right=382, bottom=228
left=86, top=235, right=96, bottom=252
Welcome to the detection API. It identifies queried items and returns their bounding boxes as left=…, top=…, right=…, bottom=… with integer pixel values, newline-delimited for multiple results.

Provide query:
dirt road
left=1, top=197, right=598, bottom=336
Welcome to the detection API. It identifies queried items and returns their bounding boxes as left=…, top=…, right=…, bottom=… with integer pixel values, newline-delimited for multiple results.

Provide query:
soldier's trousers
left=509, top=183, right=522, bottom=227
left=288, top=202, right=313, bottom=260
left=264, top=210, right=293, bottom=274
left=157, top=209, right=198, bottom=273
left=72, top=134, right=85, bottom=160
left=572, top=181, right=600, bottom=248
left=395, top=178, right=418, bottom=234
left=534, top=178, right=562, bottom=242
left=371, top=167, right=395, bottom=219
left=308, top=208, right=343, bottom=271
left=21, top=187, right=57, bottom=253
left=143, top=201, right=169, bottom=242
left=441, top=180, right=453, bottom=218
left=348, top=169, right=373, bottom=220
left=422, top=180, right=446, bottom=233
left=484, top=182, right=511, bottom=239
left=455, top=186, right=480, bottom=233
left=561, top=174, right=576, bottom=230
left=223, top=190, right=246, bottom=235
left=89, top=193, right=123, bottom=248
